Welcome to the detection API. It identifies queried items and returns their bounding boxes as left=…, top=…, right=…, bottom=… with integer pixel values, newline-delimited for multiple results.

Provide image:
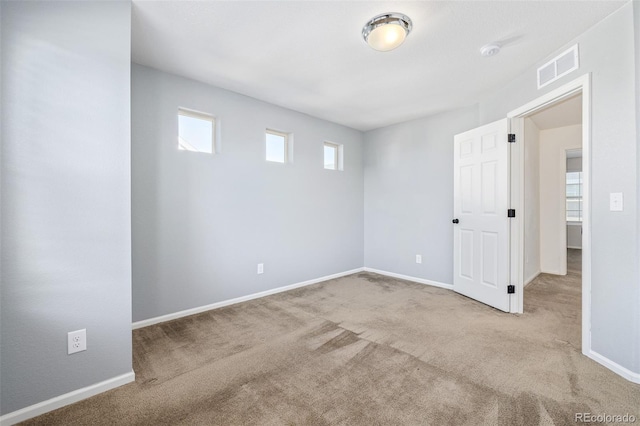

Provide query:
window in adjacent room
left=566, top=171, right=582, bottom=222
left=178, top=108, right=215, bottom=154
left=266, top=129, right=289, bottom=163
left=324, top=142, right=343, bottom=171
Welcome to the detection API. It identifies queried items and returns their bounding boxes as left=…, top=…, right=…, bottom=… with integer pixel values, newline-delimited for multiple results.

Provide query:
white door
left=453, top=119, right=510, bottom=312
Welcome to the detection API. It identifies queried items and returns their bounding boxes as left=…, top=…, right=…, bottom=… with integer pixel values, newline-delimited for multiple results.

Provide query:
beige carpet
left=24, top=250, right=640, bottom=425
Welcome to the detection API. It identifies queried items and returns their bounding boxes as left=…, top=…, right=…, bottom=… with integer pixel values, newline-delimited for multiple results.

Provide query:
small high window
left=178, top=108, right=214, bottom=154
left=324, top=142, right=343, bottom=170
left=266, top=130, right=289, bottom=163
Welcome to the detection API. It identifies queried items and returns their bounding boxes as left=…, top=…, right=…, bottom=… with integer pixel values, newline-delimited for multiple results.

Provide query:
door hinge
left=508, top=134, right=516, bottom=143
left=508, top=209, right=516, bottom=218
left=507, top=285, right=515, bottom=294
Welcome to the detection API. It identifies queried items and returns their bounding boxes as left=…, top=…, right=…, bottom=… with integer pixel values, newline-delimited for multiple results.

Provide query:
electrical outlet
left=68, top=329, right=87, bottom=355
left=416, top=255, right=422, bottom=264
left=257, top=263, right=264, bottom=274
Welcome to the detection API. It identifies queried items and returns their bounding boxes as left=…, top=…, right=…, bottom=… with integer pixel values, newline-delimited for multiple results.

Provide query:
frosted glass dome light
left=362, top=13, right=413, bottom=52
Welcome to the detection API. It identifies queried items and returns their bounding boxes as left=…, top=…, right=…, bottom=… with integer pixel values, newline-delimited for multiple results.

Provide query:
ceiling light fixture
left=362, top=13, right=413, bottom=52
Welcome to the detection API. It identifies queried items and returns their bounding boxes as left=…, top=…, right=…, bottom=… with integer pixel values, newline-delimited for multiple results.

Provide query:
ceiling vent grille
left=537, top=45, right=579, bottom=89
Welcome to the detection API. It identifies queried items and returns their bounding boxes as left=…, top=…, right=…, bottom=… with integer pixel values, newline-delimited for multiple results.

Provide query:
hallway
left=524, top=249, right=582, bottom=349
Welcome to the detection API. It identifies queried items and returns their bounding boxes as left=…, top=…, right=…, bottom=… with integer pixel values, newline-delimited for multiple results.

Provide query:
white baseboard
left=524, top=271, right=541, bottom=287
left=363, top=267, right=453, bottom=290
left=540, top=268, right=566, bottom=276
left=132, top=268, right=365, bottom=329
left=364, top=269, right=640, bottom=385
left=586, top=350, right=640, bottom=384
left=0, top=371, right=135, bottom=426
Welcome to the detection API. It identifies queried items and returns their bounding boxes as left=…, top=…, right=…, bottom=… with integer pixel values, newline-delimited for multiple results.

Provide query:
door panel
left=460, top=165, right=474, bottom=213
left=453, top=119, right=510, bottom=312
left=460, top=230, right=474, bottom=279
left=481, top=161, right=497, bottom=213
left=481, top=231, right=498, bottom=287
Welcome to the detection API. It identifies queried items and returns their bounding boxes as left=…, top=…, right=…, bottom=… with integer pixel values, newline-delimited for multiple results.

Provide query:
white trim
left=508, top=74, right=587, bottom=117
left=539, top=269, right=565, bottom=276
left=508, top=73, right=592, bottom=360
left=363, top=267, right=453, bottom=290
left=587, top=350, right=640, bottom=384
left=177, top=107, right=215, bottom=155
left=0, top=372, right=135, bottom=426
left=323, top=141, right=344, bottom=171
left=508, top=116, right=524, bottom=313
left=265, top=128, right=290, bottom=164
left=524, top=271, right=540, bottom=287
left=132, top=268, right=365, bottom=329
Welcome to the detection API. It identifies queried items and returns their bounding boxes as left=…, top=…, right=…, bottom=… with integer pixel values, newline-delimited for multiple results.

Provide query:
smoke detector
left=480, top=43, right=501, bottom=57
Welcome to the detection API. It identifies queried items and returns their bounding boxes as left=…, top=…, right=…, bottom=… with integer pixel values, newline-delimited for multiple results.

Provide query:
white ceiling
left=529, top=93, right=582, bottom=130
left=131, top=1, right=625, bottom=132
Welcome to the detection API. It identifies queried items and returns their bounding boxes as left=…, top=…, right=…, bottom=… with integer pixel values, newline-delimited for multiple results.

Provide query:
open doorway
left=523, top=94, right=582, bottom=282
left=508, top=74, right=591, bottom=355
left=519, top=97, right=583, bottom=347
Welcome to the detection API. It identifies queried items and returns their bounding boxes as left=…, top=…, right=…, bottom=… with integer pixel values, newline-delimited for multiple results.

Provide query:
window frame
left=566, top=171, right=583, bottom=223
left=323, top=142, right=339, bottom=170
left=323, top=141, right=344, bottom=171
left=177, top=107, right=215, bottom=154
left=265, top=129, right=289, bottom=164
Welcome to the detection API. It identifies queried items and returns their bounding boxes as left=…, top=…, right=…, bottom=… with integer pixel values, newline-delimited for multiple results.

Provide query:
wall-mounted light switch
left=257, top=263, right=264, bottom=274
left=610, top=192, right=623, bottom=211
left=416, top=255, right=422, bottom=264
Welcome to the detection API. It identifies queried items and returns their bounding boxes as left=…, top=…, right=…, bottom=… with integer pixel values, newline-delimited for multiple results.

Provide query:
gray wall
left=131, top=65, right=363, bottom=323
left=635, top=0, right=640, bottom=373
left=364, top=3, right=638, bottom=374
left=479, top=2, right=638, bottom=373
left=363, top=107, right=477, bottom=284
left=1, top=2, right=637, bottom=418
left=0, top=1, right=132, bottom=415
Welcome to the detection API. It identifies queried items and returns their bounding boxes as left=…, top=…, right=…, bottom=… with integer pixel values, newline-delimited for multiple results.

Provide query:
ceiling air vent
left=537, top=45, right=579, bottom=89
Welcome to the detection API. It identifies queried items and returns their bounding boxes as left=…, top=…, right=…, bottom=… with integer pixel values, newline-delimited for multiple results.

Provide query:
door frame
left=506, top=73, right=591, bottom=354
